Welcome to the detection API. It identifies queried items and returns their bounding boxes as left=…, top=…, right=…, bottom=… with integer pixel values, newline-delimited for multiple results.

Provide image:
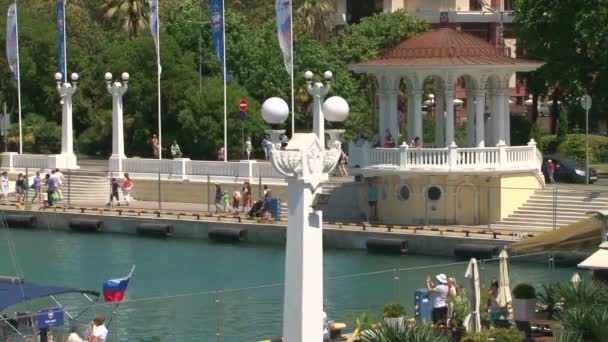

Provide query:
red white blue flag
left=6, top=3, right=19, bottom=80
left=275, top=0, right=292, bottom=76
left=102, top=266, right=135, bottom=302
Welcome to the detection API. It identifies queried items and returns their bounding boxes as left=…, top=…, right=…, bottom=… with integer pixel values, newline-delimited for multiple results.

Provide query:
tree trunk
left=550, top=88, right=559, bottom=134
left=532, top=94, right=538, bottom=122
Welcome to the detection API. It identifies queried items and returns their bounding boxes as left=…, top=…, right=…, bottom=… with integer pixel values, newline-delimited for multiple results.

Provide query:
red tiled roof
left=352, top=28, right=543, bottom=67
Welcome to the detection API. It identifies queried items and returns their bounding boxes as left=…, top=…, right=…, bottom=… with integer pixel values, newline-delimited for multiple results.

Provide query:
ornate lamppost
left=105, top=72, right=130, bottom=173
left=262, top=70, right=349, bottom=342
left=54, top=72, right=79, bottom=169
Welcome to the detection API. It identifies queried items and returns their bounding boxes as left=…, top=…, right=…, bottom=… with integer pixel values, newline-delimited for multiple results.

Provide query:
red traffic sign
left=239, top=99, right=248, bottom=111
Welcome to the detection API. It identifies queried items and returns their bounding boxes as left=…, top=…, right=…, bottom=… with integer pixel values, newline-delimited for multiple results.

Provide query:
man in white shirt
left=88, top=315, right=108, bottom=342
left=426, top=273, right=449, bottom=325
left=0, top=172, right=8, bottom=201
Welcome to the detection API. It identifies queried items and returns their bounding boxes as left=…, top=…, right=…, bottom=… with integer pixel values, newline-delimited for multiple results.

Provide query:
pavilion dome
left=353, top=28, right=542, bottom=67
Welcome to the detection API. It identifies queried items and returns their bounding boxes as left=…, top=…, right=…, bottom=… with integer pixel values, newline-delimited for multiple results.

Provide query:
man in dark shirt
left=45, top=174, right=57, bottom=207
left=107, top=178, right=120, bottom=207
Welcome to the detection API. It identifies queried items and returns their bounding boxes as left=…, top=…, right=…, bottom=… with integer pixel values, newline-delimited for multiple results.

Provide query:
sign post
left=581, top=94, right=592, bottom=185
left=239, top=99, right=248, bottom=159
left=36, top=306, right=64, bottom=342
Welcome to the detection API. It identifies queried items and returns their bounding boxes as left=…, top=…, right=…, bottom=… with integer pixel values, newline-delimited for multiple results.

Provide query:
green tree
left=294, top=0, right=335, bottom=39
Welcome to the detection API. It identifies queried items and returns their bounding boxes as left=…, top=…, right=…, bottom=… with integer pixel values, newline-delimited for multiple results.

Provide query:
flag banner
left=209, top=0, right=230, bottom=81
left=6, top=3, right=18, bottom=80
left=275, top=0, right=292, bottom=76
left=102, top=266, right=135, bottom=302
left=149, top=0, right=159, bottom=54
left=55, top=1, right=65, bottom=82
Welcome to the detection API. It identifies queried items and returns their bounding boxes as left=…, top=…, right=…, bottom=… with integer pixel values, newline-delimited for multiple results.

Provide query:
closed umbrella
left=463, top=258, right=481, bottom=333
left=497, top=249, right=512, bottom=307
left=570, top=272, right=582, bottom=285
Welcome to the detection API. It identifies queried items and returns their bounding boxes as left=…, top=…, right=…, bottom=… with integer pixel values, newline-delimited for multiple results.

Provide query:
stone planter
left=512, top=298, right=536, bottom=319
left=383, top=317, right=404, bottom=329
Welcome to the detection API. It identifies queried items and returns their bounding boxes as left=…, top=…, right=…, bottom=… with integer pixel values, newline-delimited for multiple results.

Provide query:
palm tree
left=294, top=0, right=335, bottom=39
left=103, top=0, right=149, bottom=38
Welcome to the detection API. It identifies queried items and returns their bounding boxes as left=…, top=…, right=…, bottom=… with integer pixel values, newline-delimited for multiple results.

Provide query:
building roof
left=351, top=28, right=543, bottom=67
left=578, top=242, right=608, bottom=270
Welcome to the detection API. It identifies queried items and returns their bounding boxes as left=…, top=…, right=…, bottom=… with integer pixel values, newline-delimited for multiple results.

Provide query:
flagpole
left=222, top=0, right=227, bottom=162
left=14, top=1, right=22, bottom=155
left=289, top=0, right=294, bottom=137
left=157, top=6, right=162, bottom=160
left=62, top=0, right=67, bottom=81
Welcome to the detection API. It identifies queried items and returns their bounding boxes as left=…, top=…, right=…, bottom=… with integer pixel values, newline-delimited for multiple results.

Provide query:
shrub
left=382, top=303, right=406, bottom=318
left=510, top=115, right=533, bottom=146
left=490, top=328, right=524, bottom=342
left=557, top=109, right=569, bottom=140
left=538, top=134, right=558, bottom=155
left=461, top=331, right=490, bottom=342
left=513, top=283, right=536, bottom=299
left=556, top=134, right=608, bottom=164
left=359, top=322, right=451, bottom=342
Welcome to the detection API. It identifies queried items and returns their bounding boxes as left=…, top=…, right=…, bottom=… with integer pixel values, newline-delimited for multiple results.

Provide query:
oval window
left=427, top=186, right=442, bottom=201
left=397, top=185, right=410, bottom=201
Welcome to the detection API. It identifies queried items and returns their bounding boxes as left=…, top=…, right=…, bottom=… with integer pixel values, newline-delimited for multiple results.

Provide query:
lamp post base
left=50, top=153, right=79, bottom=170
left=265, top=129, right=286, bottom=148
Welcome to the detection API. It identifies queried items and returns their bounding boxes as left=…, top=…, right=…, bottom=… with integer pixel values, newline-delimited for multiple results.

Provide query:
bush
left=490, top=328, right=524, bottom=342
left=513, top=283, right=536, bottom=299
left=556, top=134, right=608, bottom=164
left=510, top=115, right=533, bottom=146
left=538, top=134, right=558, bottom=155
left=383, top=303, right=406, bottom=318
left=557, top=109, right=569, bottom=140
left=359, top=322, right=451, bottom=342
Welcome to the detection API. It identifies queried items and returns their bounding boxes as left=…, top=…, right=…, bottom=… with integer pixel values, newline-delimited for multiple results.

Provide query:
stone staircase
left=491, top=189, right=608, bottom=232
left=278, top=177, right=357, bottom=219
left=59, top=170, right=113, bottom=204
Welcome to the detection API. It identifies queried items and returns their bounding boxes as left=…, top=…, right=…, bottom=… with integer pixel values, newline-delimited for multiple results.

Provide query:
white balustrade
left=253, top=162, right=284, bottom=179
left=348, top=140, right=542, bottom=173
left=13, top=154, right=52, bottom=170
left=123, top=158, right=182, bottom=175
left=186, top=160, right=241, bottom=177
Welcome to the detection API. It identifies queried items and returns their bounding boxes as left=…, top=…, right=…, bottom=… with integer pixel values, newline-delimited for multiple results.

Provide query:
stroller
left=247, top=199, right=269, bottom=217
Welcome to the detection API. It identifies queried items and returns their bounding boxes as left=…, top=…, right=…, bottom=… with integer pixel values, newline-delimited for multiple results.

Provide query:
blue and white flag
left=6, top=3, right=19, bottom=80
left=209, top=0, right=230, bottom=81
left=149, top=0, right=159, bottom=55
left=55, top=1, right=66, bottom=82
left=275, top=0, right=292, bottom=76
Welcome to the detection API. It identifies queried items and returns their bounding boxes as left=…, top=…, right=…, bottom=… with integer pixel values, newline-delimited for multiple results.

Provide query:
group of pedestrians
left=0, top=169, right=65, bottom=207
left=214, top=181, right=272, bottom=215
left=106, top=173, right=133, bottom=207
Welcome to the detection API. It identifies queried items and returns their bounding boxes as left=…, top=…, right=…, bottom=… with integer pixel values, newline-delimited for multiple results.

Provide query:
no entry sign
left=239, top=99, right=248, bottom=111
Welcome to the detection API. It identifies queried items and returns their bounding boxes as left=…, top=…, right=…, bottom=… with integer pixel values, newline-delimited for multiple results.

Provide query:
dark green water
left=0, top=229, right=577, bottom=341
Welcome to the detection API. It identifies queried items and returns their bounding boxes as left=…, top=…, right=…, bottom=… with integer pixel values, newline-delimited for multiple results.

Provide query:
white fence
left=348, top=140, right=542, bottom=173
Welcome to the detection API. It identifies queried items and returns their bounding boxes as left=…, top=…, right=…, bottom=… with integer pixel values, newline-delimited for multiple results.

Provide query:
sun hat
left=436, top=273, right=447, bottom=284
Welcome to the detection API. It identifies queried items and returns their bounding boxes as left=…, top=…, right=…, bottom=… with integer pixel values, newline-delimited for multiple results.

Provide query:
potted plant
left=346, top=311, right=378, bottom=341
left=382, top=303, right=406, bottom=328
left=449, top=290, right=469, bottom=342
left=536, top=283, right=561, bottom=319
left=512, top=283, right=536, bottom=319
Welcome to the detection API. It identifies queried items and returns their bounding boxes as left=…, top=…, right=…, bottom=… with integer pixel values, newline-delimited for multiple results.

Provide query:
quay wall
left=2, top=209, right=510, bottom=257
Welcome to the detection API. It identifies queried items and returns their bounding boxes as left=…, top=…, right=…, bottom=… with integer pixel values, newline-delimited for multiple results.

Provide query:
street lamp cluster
left=261, top=71, right=349, bottom=342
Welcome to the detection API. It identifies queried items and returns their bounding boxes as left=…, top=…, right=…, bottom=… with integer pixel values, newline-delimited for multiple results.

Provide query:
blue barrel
left=269, top=197, right=281, bottom=219
left=414, top=288, right=434, bottom=323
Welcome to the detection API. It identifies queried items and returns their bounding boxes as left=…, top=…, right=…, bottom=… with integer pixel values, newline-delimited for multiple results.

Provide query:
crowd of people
left=214, top=181, right=273, bottom=217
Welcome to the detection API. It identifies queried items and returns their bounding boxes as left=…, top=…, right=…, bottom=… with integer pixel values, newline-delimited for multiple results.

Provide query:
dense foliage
left=0, top=0, right=427, bottom=159
left=358, top=322, right=451, bottom=342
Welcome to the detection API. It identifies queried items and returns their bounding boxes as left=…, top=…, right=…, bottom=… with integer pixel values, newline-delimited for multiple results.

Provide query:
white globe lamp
left=304, top=70, right=313, bottom=81
left=122, top=72, right=130, bottom=82
left=54, top=72, right=63, bottom=81
left=322, top=96, right=349, bottom=122
left=104, top=72, right=113, bottom=81
left=324, top=70, right=333, bottom=80
left=262, top=97, right=289, bottom=124
left=70, top=73, right=79, bottom=82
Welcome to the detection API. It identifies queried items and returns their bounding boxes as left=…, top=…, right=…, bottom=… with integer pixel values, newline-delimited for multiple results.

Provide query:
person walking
left=54, top=169, right=64, bottom=201
left=217, top=147, right=225, bottom=161
left=487, top=278, right=502, bottom=327
left=232, top=186, right=241, bottom=213
left=45, top=174, right=57, bottom=207
left=106, top=178, right=120, bottom=207
left=151, top=134, right=160, bottom=158
left=548, top=159, right=556, bottom=184
left=122, top=173, right=133, bottom=206
left=1, top=172, right=9, bottom=202
left=222, top=191, right=230, bottom=213
left=245, top=137, right=252, bottom=160
left=214, top=184, right=223, bottom=212
left=367, top=182, right=378, bottom=222
left=31, top=172, right=42, bottom=204
left=426, top=273, right=449, bottom=325
left=383, top=129, right=395, bottom=148
left=241, top=181, right=252, bottom=212
left=15, top=174, right=25, bottom=204
left=337, top=150, right=348, bottom=177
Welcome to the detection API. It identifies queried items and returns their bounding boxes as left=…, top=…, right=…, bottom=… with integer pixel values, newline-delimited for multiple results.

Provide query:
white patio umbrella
left=570, top=272, right=582, bottom=285
left=463, top=258, right=481, bottom=333
left=497, top=249, right=512, bottom=307
left=524, top=99, right=533, bottom=105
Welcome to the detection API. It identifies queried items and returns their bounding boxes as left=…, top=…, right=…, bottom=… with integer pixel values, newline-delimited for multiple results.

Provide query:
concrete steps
left=492, top=189, right=608, bottom=233
left=59, top=172, right=117, bottom=203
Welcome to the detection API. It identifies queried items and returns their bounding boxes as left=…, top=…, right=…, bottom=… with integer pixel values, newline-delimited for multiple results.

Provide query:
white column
left=495, top=90, right=506, bottom=145
left=445, top=89, right=455, bottom=146
left=413, top=90, right=423, bottom=141
left=109, top=83, right=128, bottom=172
left=387, top=89, right=400, bottom=144
left=407, top=93, right=414, bottom=141
left=475, top=90, right=486, bottom=147
left=282, top=177, right=324, bottom=341
left=435, top=93, right=445, bottom=147
left=504, top=89, right=511, bottom=145
left=310, top=83, right=330, bottom=148
left=377, top=88, right=388, bottom=144
left=466, top=91, right=476, bottom=147
left=56, top=83, right=78, bottom=169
